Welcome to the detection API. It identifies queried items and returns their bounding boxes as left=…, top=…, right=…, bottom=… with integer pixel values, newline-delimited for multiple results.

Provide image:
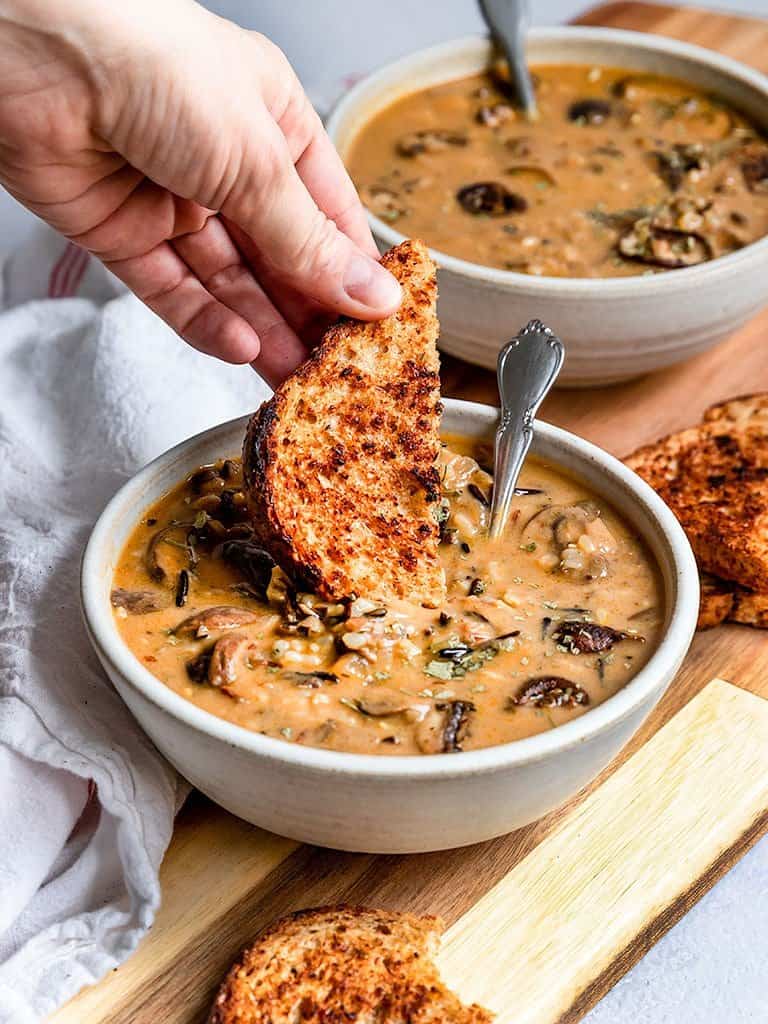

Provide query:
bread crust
left=243, top=240, right=445, bottom=605
left=208, top=904, right=493, bottom=1024
left=697, top=573, right=735, bottom=630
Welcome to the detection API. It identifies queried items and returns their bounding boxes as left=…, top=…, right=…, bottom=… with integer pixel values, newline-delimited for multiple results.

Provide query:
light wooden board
left=439, top=679, right=768, bottom=1022
left=51, top=4, right=768, bottom=1022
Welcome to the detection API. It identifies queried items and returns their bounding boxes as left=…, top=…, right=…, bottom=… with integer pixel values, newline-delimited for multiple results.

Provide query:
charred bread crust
left=207, top=904, right=493, bottom=1024
left=243, top=239, right=445, bottom=604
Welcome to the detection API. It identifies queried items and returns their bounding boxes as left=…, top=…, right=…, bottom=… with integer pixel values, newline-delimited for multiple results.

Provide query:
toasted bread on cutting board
left=626, top=393, right=768, bottom=592
left=208, top=905, right=493, bottom=1024
left=243, top=239, right=445, bottom=606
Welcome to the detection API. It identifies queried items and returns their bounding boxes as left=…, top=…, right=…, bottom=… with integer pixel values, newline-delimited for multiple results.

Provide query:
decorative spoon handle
left=488, top=320, right=564, bottom=539
left=478, top=0, right=537, bottom=117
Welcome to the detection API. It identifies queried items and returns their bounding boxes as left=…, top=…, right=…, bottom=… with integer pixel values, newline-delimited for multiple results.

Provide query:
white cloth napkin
left=0, top=225, right=270, bottom=1023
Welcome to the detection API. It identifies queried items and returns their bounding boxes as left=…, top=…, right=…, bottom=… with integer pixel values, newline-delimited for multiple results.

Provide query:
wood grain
left=438, top=680, right=768, bottom=1023
left=49, top=4, right=768, bottom=1023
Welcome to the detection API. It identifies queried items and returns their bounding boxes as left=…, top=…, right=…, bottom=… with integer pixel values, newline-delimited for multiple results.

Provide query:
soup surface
left=346, top=64, right=768, bottom=277
left=112, top=437, right=663, bottom=755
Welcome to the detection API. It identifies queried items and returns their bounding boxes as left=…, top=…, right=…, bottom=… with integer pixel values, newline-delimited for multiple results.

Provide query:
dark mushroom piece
left=173, top=605, right=260, bottom=638
left=396, top=130, right=468, bottom=157
left=456, top=182, right=527, bottom=217
left=440, top=700, right=476, bottom=752
left=552, top=620, right=643, bottom=653
left=110, top=588, right=167, bottom=614
left=740, top=146, right=768, bottom=193
left=510, top=676, right=589, bottom=709
left=208, top=633, right=249, bottom=688
left=618, top=222, right=713, bottom=268
left=186, top=646, right=213, bottom=683
left=652, top=144, right=709, bottom=191
left=567, top=99, right=612, bottom=125
left=218, top=540, right=275, bottom=599
left=284, top=671, right=339, bottom=688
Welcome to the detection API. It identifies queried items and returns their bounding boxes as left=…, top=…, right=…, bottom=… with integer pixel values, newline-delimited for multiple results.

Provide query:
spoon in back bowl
left=478, top=0, right=538, bottom=117
left=488, top=319, right=564, bottom=539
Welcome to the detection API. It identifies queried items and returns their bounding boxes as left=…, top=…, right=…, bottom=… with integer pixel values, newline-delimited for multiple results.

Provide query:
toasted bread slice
left=729, top=586, right=768, bottom=628
left=703, top=393, right=768, bottom=429
left=243, top=240, right=445, bottom=605
left=625, top=393, right=768, bottom=591
left=697, top=573, right=735, bottom=630
left=208, top=905, right=493, bottom=1024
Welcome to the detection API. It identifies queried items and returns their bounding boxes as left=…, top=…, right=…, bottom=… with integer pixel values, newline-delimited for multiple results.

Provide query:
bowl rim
left=81, top=398, right=699, bottom=779
left=326, top=25, right=768, bottom=293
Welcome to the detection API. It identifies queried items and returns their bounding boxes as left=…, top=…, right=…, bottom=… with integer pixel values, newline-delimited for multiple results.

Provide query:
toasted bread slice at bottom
left=625, top=394, right=768, bottom=591
left=697, top=573, right=735, bottom=630
left=729, top=586, right=768, bottom=628
left=208, top=905, right=493, bottom=1024
left=243, top=240, right=445, bottom=606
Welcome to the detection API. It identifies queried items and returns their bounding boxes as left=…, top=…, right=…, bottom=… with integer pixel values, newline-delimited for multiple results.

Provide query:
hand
left=0, top=0, right=401, bottom=384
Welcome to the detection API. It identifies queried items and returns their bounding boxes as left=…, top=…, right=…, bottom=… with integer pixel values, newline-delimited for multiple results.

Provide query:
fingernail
left=343, top=256, right=402, bottom=311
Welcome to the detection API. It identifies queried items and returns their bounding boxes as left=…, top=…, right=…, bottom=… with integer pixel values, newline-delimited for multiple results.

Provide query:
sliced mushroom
left=186, top=647, right=212, bottom=683
left=567, top=99, right=612, bottom=125
left=652, top=144, right=709, bottom=191
left=618, top=221, right=712, bottom=268
left=173, top=605, right=260, bottom=638
left=740, top=145, right=768, bottom=193
left=219, top=540, right=275, bottom=598
left=110, top=588, right=167, bottom=614
left=416, top=700, right=475, bottom=753
left=396, top=130, right=468, bottom=157
left=456, top=182, right=527, bottom=217
left=354, top=692, right=412, bottom=717
left=145, top=520, right=196, bottom=582
left=511, top=676, right=589, bottom=709
left=208, top=632, right=249, bottom=688
left=284, top=671, right=339, bottom=688
left=552, top=620, right=642, bottom=653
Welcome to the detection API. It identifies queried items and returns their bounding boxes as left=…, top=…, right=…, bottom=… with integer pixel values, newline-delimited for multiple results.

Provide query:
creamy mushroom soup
left=111, top=438, right=663, bottom=755
left=346, top=65, right=768, bottom=277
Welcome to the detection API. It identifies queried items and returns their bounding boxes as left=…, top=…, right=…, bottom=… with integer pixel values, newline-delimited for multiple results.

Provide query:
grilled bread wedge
left=208, top=905, right=493, bottom=1024
left=625, top=393, right=768, bottom=591
left=729, top=586, right=768, bottom=628
left=697, top=573, right=735, bottom=630
left=243, top=240, right=445, bottom=605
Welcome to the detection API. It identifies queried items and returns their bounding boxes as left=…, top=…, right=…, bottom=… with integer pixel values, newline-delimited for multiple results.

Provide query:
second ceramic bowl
left=327, top=28, right=768, bottom=386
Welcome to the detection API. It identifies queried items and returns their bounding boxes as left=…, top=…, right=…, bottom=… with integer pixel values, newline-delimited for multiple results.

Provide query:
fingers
left=287, top=102, right=379, bottom=260
left=173, top=216, right=307, bottom=380
left=222, top=115, right=401, bottom=322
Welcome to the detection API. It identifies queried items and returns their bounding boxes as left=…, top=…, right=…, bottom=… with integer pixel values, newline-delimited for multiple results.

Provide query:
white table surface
left=2, top=2, right=766, bottom=1020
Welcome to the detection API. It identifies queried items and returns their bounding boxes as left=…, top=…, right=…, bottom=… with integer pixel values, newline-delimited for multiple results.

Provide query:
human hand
left=0, top=0, right=401, bottom=384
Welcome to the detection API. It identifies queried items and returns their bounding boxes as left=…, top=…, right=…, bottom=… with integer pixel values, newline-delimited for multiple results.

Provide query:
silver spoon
left=478, top=0, right=537, bottom=118
left=488, top=320, right=564, bottom=539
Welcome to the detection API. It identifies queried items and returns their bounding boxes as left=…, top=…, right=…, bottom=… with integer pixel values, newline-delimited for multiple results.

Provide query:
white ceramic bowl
left=327, top=28, right=768, bottom=386
left=81, top=400, right=698, bottom=853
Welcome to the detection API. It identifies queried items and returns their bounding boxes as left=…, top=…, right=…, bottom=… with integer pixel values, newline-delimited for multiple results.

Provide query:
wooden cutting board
left=51, top=4, right=768, bottom=1022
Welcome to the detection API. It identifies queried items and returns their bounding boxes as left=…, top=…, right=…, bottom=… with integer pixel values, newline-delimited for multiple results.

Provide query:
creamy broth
left=111, top=437, right=663, bottom=755
left=346, top=65, right=768, bottom=277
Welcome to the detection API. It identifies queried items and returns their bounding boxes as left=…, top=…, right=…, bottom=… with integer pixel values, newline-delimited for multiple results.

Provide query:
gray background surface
left=2, top=2, right=767, bottom=1020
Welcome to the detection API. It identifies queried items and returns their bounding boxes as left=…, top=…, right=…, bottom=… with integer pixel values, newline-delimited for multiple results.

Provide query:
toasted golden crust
left=243, top=240, right=445, bottom=605
left=208, top=905, right=493, bottom=1024
left=729, top=586, right=768, bottom=628
left=625, top=393, right=768, bottom=591
left=697, top=573, right=735, bottom=630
